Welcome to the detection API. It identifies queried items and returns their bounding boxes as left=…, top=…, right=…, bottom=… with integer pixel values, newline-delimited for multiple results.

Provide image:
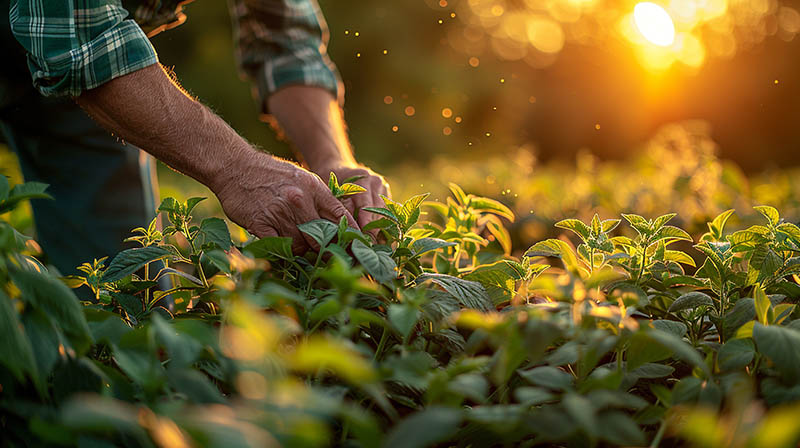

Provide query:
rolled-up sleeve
left=230, top=0, right=342, bottom=114
left=9, top=0, right=158, bottom=97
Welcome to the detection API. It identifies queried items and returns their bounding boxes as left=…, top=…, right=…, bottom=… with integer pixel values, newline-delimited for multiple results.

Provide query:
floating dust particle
left=355, top=31, right=360, bottom=36
left=500, top=78, right=505, bottom=83
left=450, top=12, right=456, bottom=18
left=383, top=49, right=388, bottom=54
left=404, top=106, right=416, bottom=116
left=356, top=52, right=361, bottom=57
left=468, top=57, right=480, bottom=67
left=454, top=116, right=462, bottom=123
left=438, top=19, right=443, bottom=24
left=345, top=30, right=350, bottom=35
left=384, top=95, right=393, bottom=104
left=529, top=96, right=536, bottom=103
left=439, top=0, right=447, bottom=6
left=392, top=125, right=399, bottom=132
left=442, top=107, right=453, bottom=118
left=485, top=132, right=491, bottom=137
left=468, top=142, right=473, bottom=146
left=492, top=106, right=497, bottom=110
left=595, top=124, right=601, bottom=130
left=775, top=79, right=780, bottom=84
left=443, top=126, right=452, bottom=135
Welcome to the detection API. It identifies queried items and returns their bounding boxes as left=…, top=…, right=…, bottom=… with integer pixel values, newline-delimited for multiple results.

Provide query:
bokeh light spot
left=442, top=107, right=453, bottom=118
left=633, top=2, right=676, bottom=47
left=404, top=106, right=416, bottom=116
left=383, top=95, right=393, bottom=104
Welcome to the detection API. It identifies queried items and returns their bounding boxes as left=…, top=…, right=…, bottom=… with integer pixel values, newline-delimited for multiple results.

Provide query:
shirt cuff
left=27, top=20, right=159, bottom=97
left=250, top=48, right=342, bottom=115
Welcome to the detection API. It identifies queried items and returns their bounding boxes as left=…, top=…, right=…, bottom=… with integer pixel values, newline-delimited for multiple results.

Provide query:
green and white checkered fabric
left=9, top=0, right=158, bottom=96
left=8, top=0, right=341, bottom=106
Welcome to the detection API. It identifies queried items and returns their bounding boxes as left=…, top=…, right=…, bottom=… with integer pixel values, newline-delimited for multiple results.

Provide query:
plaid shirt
left=9, top=0, right=341, bottom=109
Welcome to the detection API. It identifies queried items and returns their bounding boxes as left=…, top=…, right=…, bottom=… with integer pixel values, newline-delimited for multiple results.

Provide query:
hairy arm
left=76, top=64, right=356, bottom=253
left=268, top=86, right=390, bottom=227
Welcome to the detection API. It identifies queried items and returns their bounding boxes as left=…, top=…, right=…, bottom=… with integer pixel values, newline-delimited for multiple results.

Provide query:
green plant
left=2, top=176, right=800, bottom=448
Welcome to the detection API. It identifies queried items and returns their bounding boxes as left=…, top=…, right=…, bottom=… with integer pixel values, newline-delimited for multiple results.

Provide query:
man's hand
left=315, top=163, right=390, bottom=228
left=76, top=65, right=357, bottom=254
left=214, top=154, right=358, bottom=254
left=266, top=86, right=392, bottom=227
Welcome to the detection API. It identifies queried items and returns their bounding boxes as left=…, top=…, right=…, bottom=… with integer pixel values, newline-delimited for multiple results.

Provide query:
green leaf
left=10, top=267, right=92, bottom=355
left=384, top=407, right=462, bottom=448
left=754, top=285, right=772, bottom=325
left=753, top=323, right=800, bottom=381
left=184, top=197, right=206, bottom=216
left=0, top=181, right=51, bottom=214
left=555, top=219, right=591, bottom=240
left=629, top=363, right=675, bottom=379
left=652, top=320, right=688, bottom=337
left=243, top=236, right=294, bottom=260
left=650, top=225, right=692, bottom=244
left=665, top=250, right=696, bottom=267
left=668, top=291, right=714, bottom=313
left=596, top=411, right=646, bottom=446
left=524, top=239, right=580, bottom=275
left=652, top=213, right=677, bottom=229
left=337, top=183, right=367, bottom=198
left=754, top=205, right=780, bottom=226
left=469, top=197, right=515, bottom=221
left=718, top=338, right=755, bottom=371
left=298, top=219, right=339, bottom=248
left=518, top=366, right=573, bottom=390
left=0, top=290, right=39, bottom=383
left=622, top=214, right=651, bottom=235
left=448, top=183, right=469, bottom=205
left=563, top=393, right=598, bottom=436
left=103, top=246, right=171, bottom=283
left=351, top=239, right=397, bottom=283
left=388, top=304, right=419, bottom=339
left=0, top=176, right=9, bottom=201
left=601, top=218, right=621, bottom=233
left=415, top=273, right=492, bottom=311
left=362, top=206, right=399, bottom=223
left=398, top=193, right=430, bottom=229
left=198, top=217, right=232, bottom=250
left=747, top=246, right=783, bottom=286
left=411, top=237, right=457, bottom=256
left=158, top=197, right=180, bottom=214
left=707, top=209, right=735, bottom=240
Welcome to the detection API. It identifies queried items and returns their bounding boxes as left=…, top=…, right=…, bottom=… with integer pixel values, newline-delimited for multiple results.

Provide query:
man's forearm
left=267, top=86, right=355, bottom=172
left=75, top=64, right=258, bottom=193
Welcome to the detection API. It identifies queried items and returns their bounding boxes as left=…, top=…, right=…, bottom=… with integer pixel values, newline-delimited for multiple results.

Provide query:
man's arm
left=229, top=0, right=389, bottom=227
left=75, top=64, right=356, bottom=254
left=268, top=86, right=390, bottom=227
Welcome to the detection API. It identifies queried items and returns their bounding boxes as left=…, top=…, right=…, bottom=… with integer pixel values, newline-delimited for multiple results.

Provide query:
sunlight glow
left=633, top=2, right=676, bottom=47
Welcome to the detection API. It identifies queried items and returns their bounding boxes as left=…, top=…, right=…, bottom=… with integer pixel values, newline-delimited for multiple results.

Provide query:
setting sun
left=633, top=2, right=676, bottom=47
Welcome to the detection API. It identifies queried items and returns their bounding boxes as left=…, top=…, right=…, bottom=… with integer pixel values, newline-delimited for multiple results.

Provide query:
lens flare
left=633, top=2, right=676, bottom=47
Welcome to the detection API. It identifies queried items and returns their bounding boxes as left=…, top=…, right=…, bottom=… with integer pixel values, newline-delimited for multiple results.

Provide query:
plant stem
left=374, top=327, right=389, bottom=361
left=649, top=419, right=667, bottom=448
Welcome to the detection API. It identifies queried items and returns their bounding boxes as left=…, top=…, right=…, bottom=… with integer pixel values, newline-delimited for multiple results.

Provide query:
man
left=1, top=0, right=388, bottom=274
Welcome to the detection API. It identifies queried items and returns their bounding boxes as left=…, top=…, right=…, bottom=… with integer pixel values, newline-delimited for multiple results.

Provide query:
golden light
left=633, top=2, right=676, bottom=47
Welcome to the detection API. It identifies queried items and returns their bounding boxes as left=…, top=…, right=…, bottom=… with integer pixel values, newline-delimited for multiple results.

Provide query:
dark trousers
left=0, top=92, right=159, bottom=275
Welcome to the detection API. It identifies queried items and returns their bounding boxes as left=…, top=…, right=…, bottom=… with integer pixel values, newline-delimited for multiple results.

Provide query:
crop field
left=5, top=0, right=800, bottom=447
left=3, top=129, right=800, bottom=447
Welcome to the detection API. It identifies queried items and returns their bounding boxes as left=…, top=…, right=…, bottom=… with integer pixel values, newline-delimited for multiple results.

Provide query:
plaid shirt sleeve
left=9, top=0, right=158, bottom=97
left=229, top=0, right=343, bottom=114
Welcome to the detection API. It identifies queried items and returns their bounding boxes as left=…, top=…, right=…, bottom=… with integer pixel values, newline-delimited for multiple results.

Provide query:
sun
left=633, top=2, right=676, bottom=47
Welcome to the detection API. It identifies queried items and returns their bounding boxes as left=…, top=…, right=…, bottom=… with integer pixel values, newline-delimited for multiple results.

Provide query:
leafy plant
left=2, top=178, right=800, bottom=448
